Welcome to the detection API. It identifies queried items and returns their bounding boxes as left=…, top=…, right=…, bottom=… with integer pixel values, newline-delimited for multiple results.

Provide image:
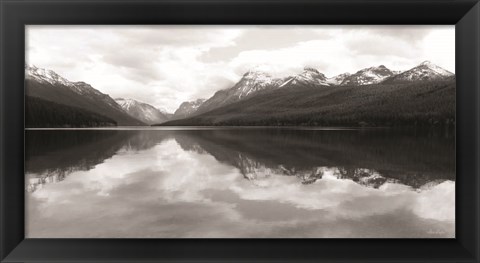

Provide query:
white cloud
left=422, top=28, right=456, bottom=73
left=26, top=25, right=455, bottom=112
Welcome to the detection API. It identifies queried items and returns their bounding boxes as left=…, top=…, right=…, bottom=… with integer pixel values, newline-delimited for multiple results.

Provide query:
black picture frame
left=1, top=0, right=479, bottom=262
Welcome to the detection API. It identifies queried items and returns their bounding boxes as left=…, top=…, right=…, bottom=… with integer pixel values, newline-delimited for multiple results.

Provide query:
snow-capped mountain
left=232, top=70, right=283, bottom=99
left=25, top=65, right=144, bottom=126
left=27, top=65, right=71, bottom=86
left=196, top=68, right=333, bottom=116
left=340, top=65, right=395, bottom=86
left=382, top=61, right=454, bottom=84
left=172, top=98, right=206, bottom=119
left=196, top=70, right=284, bottom=115
left=27, top=65, right=111, bottom=101
left=326, top=72, right=351, bottom=85
left=115, top=98, right=170, bottom=125
left=279, top=67, right=330, bottom=88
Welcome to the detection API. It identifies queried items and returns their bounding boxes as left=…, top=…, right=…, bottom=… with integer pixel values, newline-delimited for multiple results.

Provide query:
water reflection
left=25, top=128, right=455, bottom=238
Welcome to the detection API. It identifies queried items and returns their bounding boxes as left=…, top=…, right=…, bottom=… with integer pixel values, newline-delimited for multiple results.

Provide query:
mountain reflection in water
left=25, top=128, right=455, bottom=238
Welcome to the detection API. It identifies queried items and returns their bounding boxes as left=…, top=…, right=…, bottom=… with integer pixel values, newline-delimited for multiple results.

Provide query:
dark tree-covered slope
left=160, top=80, right=455, bottom=127
left=26, top=96, right=117, bottom=128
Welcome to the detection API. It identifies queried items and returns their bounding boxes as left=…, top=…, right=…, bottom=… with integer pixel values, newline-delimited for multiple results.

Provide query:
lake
left=25, top=127, right=455, bottom=238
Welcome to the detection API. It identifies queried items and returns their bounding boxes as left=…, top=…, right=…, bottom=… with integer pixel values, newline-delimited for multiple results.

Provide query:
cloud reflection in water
left=26, top=129, right=455, bottom=238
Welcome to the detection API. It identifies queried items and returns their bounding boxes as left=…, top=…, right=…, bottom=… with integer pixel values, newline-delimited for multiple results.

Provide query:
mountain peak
left=278, top=67, right=329, bottom=88
left=243, top=69, right=271, bottom=77
left=173, top=98, right=206, bottom=119
left=363, top=65, right=389, bottom=71
left=415, top=61, right=453, bottom=75
left=381, top=61, right=454, bottom=84
left=26, top=64, right=37, bottom=69
left=303, top=66, right=320, bottom=74
left=341, top=65, right=394, bottom=86
left=26, top=65, right=73, bottom=88
left=241, top=70, right=276, bottom=85
left=115, top=97, right=169, bottom=124
left=233, top=70, right=279, bottom=98
left=193, top=98, right=206, bottom=104
left=179, top=98, right=206, bottom=107
left=25, top=67, right=145, bottom=126
left=115, top=98, right=139, bottom=110
left=419, top=60, right=433, bottom=66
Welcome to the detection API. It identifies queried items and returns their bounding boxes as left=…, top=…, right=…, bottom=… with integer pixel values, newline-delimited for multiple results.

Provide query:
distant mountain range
left=160, top=61, right=455, bottom=127
left=172, top=98, right=206, bottom=120
left=25, top=61, right=455, bottom=128
left=167, top=61, right=454, bottom=122
left=115, top=98, right=169, bottom=125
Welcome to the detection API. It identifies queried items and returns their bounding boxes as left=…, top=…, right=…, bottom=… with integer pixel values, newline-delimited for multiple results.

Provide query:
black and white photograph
left=25, top=25, right=455, bottom=238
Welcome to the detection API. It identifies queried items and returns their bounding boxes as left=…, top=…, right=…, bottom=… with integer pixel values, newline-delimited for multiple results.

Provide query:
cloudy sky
left=26, top=25, right=454, bottom=112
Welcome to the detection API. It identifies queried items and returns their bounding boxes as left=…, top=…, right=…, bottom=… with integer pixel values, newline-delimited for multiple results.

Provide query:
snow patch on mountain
left=25, top=65, right=145, bottom=125
left=280, top=67, right=331, bottom=87
left=173, top=98, right=206, bottom=119
left=235, top=70, right=282, bottom=99
left=382, top=61, right=454, bottom=84
left=115, top=98, right=169, bottom=125
left=26, top=65, right=107, bottom=98
left=115, top=98, right=137, bottom=110
left=418, top=61, right=453, bottom=76
left=26, top=65, right=71, bottom=86
left=326, top=72, right=351, bottom=85
left=340, top=65, right=394, bottom=86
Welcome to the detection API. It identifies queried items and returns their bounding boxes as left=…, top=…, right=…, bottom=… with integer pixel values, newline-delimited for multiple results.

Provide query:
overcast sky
left=26, top=25, right=454, bottom=112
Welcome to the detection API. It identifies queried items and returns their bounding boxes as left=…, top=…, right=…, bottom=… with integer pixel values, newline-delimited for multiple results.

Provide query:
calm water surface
left=25, top=127, right=455, bottom=238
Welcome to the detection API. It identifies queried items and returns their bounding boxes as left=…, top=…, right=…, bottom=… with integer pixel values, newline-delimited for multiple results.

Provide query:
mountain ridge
left=25, top=65, right=145, bottom=126
left=340, top=65, right=394, bottom=86
left=115, top=98, right=170, bottom=125
left=25, top=62, right=454, bottom=128
left=160, top=78, right=455, bottom=127
left=381, top=61, right=454, bottom=84
left=170, top=61, right=454, bottom=120
left=172, top=98, right=206, bottom=120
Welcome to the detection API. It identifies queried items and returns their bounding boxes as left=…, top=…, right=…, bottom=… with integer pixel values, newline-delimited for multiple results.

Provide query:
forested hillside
left=26, top=96, right=117, bottom=128
left=160, top=80, right=455, bottom=127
